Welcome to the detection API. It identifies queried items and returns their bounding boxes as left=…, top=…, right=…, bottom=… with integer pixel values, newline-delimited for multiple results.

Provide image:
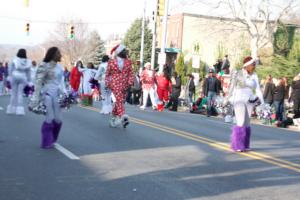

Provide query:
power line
left=0, top=15, right=132, bottom=25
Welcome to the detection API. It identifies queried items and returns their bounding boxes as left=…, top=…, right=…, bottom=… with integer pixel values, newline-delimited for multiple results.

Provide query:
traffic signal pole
left=150, top=6, right=158, bottom=70
left=159, top=0, right=169, bottom=73
left=139, top=0, right=146, bottom=70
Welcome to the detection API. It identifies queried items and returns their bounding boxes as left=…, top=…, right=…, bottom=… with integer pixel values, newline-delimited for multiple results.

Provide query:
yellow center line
left=78, top=105, right=300, bottom=173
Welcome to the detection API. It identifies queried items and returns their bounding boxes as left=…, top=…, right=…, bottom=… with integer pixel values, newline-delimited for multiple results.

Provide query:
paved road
left=0, top=96, right=300, bottom=200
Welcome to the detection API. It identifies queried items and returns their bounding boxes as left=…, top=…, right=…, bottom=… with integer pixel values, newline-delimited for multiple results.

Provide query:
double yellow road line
left=80, top=105, right=300, bottom=173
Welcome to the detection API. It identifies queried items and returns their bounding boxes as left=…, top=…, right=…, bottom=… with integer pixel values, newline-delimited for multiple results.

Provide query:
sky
left=0, top=0, right=163, bottom=46
left=0, top=0, right=297, bottom=46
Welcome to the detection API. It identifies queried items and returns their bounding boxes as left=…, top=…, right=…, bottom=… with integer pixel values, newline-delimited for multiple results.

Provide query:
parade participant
left=140, top=62, right=157, bottom=110
left=29, top=47, right=66, bottom=149
left=0, top=62, right=5, bottom=96
left=95, top=55, right=112, bottom=114
left=70, top=60, right=83, bottom=92
left=31, top=61, right=38, bottom=84
left=156, top=68, right=171, bottom=110
left=165, top=72, right=181, bottom=112
left=78, top=62, right=97, bottom=95
left=6, top=49, right=32, bottom=115
left=226, top=56, right=264, bottom=152
left=105, top=44, right=134, bottom=128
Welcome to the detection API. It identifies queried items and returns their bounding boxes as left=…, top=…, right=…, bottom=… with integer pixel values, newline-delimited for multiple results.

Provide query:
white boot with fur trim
left=16, top=106, right=25, bottom=115
left=109, top=116, right=122, bottom=128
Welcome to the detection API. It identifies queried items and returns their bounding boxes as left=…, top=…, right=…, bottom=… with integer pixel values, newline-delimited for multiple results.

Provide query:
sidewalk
left=177, top=105, right=300, bottom=132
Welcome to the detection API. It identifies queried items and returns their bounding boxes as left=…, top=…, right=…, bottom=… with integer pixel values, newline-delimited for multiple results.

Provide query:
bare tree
left=42, top=19, right=90, bottom=69
left=177, top=0, right=299, bottom=58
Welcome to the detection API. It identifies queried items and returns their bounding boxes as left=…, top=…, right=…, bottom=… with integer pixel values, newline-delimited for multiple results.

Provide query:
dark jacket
left=171, top=76, right=181, bottom=98
left=263, top=82, right=275, bottom=103
left=273, top=84, right=286, bottom=102
left=202, top=77, right=221, bottom=96
left=188, top=78, right=195, bottom=94
left=291, top=80, right=300, bottom=101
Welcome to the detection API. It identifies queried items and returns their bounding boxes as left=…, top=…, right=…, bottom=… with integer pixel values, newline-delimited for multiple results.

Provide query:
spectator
left=221, top=55, right=230, bottom=74
left=166, top=71, right=181, bottom=111
left=291, top=73, right=300, bottom=118
left=273, top=78, right=286, bottom=124
left=63, top=67, right=70, bottom=85
left=202, top=69, right=221, bottom=117
left=263, top=74, right=275, bottom=105
left=186, top=74, right=195, bottom=106
left=213, top=58, right=223, bottom=73
left=130, top=72, right=141, bottom=105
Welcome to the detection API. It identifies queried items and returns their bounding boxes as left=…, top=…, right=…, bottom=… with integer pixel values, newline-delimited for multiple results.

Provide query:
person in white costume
left=226, top=56, right=264, bottom=152
left=6, top=49, right=32, bottom=115
left=95, top=55, right=112, bottom=114
left=78, top=62, right=97, bottom=95
left=29, top=47, right=67, bottom=149
left=31, top=61, right=38, bottom=84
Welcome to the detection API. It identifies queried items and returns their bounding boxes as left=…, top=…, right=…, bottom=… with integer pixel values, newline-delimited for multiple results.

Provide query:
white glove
left=28, top=82, right=34, bottom=87
left=6, top=76, right=11, bottom=82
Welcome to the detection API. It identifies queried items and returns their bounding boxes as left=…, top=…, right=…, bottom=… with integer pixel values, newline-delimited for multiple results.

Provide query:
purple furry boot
left=231, top=126, right=247, bottom=152
left=41, top=121, right=54, bottom=149
left=245, top=126, right=251, bottom=150
left=52, top=120, right=62, bottom=143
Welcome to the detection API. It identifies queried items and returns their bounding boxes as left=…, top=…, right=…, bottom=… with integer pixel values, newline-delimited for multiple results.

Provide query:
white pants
left=44, top=91, right=62, bottom=124
left=8, top=80, right=26, bottom=108
left=142, top=88, right=157, bottom=108
left=100, top=81, right=112, bottom=114
left=234, top=102, right=253, bottom=127
left=0, top=81, right=3, bottom=95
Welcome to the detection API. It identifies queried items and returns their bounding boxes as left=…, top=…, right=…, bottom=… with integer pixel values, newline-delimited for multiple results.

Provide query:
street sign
left=192, top=55, right=200, bottom=68
left=192, top=72, right=199, bottom=86
left=158, top=52, right=166, bottom=65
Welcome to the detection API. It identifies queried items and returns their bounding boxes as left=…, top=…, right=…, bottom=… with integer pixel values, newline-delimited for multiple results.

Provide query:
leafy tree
left=288, top=35, right=300, bottom=62
left=175, top=54, right=185, bottom=84
left=85, top=31, right=106, bottom=66
left=274, top=23, right=296, bottom=57
left=124, top=18, right=153, bottom=72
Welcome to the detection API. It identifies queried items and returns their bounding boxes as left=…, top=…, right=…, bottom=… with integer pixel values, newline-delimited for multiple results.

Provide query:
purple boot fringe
left=231, top=126, right=247, bottom=152
left=245, top=126, right=251, bottom=150
left=41, top=121, right=54, bottom=149
left=52, top=120, right=62, bottom=143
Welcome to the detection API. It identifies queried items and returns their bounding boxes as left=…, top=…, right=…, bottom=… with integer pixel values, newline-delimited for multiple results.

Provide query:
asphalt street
left=0, top=95, right=300, bottom=200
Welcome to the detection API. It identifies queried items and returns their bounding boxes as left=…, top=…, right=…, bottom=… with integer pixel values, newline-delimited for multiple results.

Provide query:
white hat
left=111, top=44, right=126, bottom=55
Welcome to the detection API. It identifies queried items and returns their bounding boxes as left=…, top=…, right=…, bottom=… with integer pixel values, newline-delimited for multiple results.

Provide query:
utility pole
left=158, top=0, right=169, bottom=73
left=139, top=0, right=146, bottom=70
left=150, top=8, right=158, bottom=69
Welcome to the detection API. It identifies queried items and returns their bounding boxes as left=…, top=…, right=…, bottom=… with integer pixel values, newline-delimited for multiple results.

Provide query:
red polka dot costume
left=105, top=58, right=134, bottom=117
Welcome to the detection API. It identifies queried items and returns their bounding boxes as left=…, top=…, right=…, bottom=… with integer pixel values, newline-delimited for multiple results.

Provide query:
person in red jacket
left=155, top=68, right=171, bottom=110
left=70, top=60, right=83, bottom=92
left=105, top=44, right=134, bottom=128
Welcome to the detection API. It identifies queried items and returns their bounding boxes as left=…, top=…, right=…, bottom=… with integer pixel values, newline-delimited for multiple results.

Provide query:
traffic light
left=157, top=0, right=165, bottom=16
left=24, top=0, right=29, bottom=7
left=69, top=25, right=75, bottom=39
left=25, top=23, right=30, bottom=35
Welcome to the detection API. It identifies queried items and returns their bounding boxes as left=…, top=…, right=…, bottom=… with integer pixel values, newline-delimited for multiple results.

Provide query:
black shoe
left=122, top=117, right=129, bottom=128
